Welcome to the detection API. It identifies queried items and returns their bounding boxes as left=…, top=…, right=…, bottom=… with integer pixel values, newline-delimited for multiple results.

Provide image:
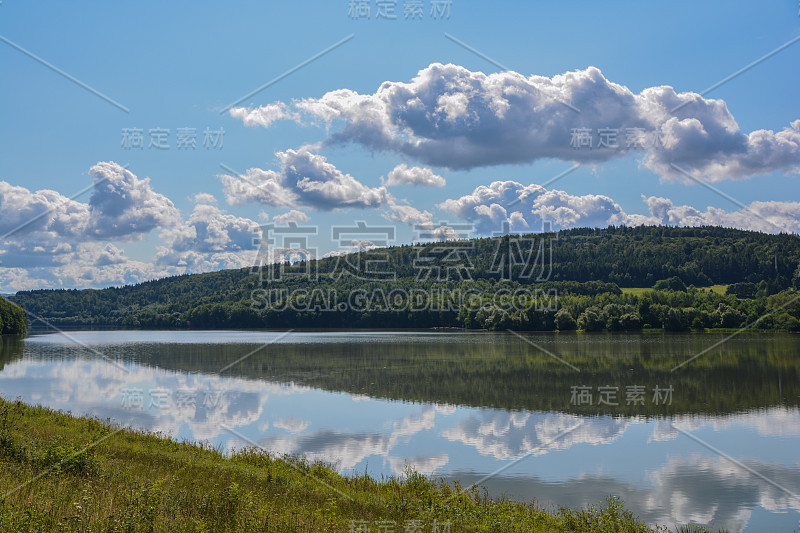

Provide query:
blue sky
left=1, top=0, right=799, bottom=291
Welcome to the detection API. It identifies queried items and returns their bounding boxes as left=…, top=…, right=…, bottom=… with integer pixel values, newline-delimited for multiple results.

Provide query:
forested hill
left=11, top=225, right=800, bottom=331
left=0, top=296, right=27, bottom=335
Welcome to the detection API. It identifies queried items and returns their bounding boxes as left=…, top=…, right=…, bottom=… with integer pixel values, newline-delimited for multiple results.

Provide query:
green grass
left=706, top=285, right=729, bottom=295
left=0, top=398, right=728, bottom=532
left=620, top=285, right=728, bottom=297
left=619, top=287, right=654, bottom=297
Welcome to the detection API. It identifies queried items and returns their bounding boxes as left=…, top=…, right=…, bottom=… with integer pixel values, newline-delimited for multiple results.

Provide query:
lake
left=1, top=330, right=798, bottom=532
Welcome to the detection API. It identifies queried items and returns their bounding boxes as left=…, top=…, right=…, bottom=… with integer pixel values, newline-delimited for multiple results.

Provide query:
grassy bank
left=0, top=398, right=725, bottom=532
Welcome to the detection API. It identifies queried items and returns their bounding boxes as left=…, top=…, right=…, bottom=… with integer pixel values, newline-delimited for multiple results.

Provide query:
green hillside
left=11, top=225, right=800, bottom=332
left=0, top=296, right=26, bottom=336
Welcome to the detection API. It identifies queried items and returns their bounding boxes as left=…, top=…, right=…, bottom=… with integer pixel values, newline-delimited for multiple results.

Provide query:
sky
left=0, top=0, right=799, bottom=292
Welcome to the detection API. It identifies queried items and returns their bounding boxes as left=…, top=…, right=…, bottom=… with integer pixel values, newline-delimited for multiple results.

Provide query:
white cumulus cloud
left=87, top=162, right=181, bottom=240
left=219, top=149, right=390, bottom=211
left=228, top=102, right=299, bottom=128
left=387, top=164, right=445, bottom=187
left=273, top=209, right=311, bottom=224
left=231, top=63, right=800, bottom=182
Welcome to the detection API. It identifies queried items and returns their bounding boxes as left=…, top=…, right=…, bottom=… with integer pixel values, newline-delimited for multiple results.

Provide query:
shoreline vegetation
left=8, top=226, right=800, bottom=333
left=0, top=398, right=727, bottom=532
left=0, top=297, right=26, bottom=336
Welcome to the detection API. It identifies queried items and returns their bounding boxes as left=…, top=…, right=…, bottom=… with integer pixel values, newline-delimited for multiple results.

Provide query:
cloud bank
left=0, top=163, right=260, bottom=292
left=230, top=63, right=800, bottom=182
left=440, top=180, right=800, bottom=235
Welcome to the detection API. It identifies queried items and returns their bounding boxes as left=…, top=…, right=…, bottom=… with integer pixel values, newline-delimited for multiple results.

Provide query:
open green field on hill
left=621, top=285, right=728, bottom=297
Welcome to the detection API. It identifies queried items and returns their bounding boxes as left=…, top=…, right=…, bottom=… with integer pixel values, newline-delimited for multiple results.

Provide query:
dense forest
left=0, top=296, right=27, bottom=335
left=10, top=225, right=800, bottom=332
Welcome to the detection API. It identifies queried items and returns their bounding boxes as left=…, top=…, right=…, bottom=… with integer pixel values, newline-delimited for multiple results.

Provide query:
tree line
left=10, top=225, right=800, bottom=332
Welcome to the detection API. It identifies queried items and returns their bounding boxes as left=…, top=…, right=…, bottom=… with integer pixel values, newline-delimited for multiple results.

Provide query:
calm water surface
left=1, top=330, right=798, bottom=532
